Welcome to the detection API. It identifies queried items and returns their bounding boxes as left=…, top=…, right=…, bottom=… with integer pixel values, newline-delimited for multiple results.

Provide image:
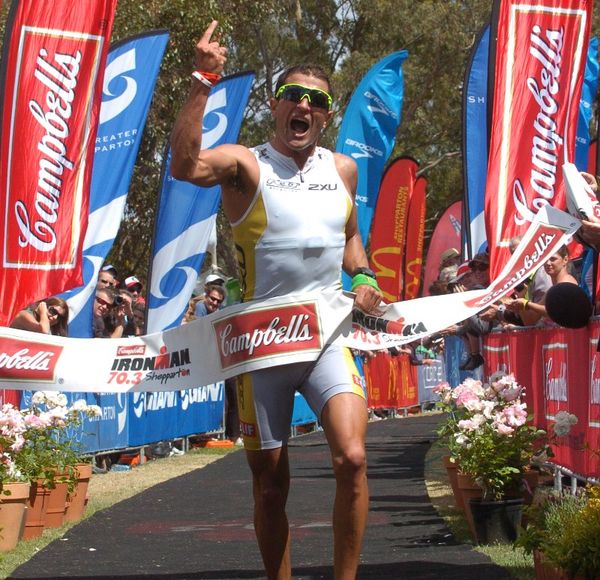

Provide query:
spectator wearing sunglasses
left=93, top=288, right=128, bottom=338
left=124, top=275, right=145, bottom=306
left=170, top=21, right=382, bottom=579
left=11, top=297, right=69, bottom=336
left=194, top=283, right=226, bottom=318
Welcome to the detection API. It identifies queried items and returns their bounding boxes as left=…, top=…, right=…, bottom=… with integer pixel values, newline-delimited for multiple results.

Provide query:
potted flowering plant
left=434, top=374, right=561, bottom=543
left=0, top=403, right=30, bottom=551
left=14, top=391, right=101, bottom=536
left=16, top=391, right=101, bottom=485
left=0, top=403, right=28, bottom=489
left=436, top=374, right=547, bottom=501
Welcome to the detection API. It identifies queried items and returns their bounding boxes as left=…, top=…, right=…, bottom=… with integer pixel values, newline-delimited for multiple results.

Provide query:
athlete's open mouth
left=290, top=118, right=309, bottom=133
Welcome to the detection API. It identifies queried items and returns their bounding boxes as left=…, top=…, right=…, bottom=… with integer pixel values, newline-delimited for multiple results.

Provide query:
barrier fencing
left=0, top=381, right=318, bottom=457
left=361, top=321, right=600, bottom=482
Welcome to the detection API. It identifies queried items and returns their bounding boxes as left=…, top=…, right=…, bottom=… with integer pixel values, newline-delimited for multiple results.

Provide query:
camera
left=113, top=295, right=123, bottom=306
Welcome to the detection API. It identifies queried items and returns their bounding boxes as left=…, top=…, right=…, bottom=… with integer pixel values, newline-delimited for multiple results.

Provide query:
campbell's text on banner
left=0, top=0, right=117, bottom=324
left=484, top=0, right=591, bottom=277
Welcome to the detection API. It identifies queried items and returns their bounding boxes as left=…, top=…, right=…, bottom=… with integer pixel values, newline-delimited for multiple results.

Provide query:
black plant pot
left=469, top=497, right=523, bottom=545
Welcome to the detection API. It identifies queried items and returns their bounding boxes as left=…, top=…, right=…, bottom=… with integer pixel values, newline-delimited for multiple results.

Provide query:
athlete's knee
left=331, top=443, right=367, bottom=482
left=253, top=477, right=288, bottom=513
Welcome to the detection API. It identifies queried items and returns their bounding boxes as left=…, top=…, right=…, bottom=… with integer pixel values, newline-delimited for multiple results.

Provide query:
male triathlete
left=171, top=21, right=382, bottom=580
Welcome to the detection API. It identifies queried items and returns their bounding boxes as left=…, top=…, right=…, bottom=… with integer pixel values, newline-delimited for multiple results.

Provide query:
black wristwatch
left=352, top=267, right=377, bottom=279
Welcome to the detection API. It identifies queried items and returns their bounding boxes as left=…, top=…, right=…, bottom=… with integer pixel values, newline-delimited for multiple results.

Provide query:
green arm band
left=351, top=273, right=380, bottom=292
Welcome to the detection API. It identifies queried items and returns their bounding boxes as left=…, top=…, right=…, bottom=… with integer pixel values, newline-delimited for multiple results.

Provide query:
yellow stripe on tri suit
left=342, top=347, right=367, bottom=399
left=232, top=192, right=267, bottom=302
left=236, top=373, right=262, bottom=451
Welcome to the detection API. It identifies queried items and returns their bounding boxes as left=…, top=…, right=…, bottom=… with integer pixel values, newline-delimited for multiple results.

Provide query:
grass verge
left=0, top=447, right=236, bottom=578
left=424, top=441, right=535, bottom=579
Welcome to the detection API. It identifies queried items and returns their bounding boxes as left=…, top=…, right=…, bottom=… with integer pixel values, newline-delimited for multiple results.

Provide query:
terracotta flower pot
left=0, top=481, right=30, bottom=551
left=23, top=480, right=51, bottom=540
left=64, top=463, right=92, bottom=523
left=533, top=549, right=586, bottom=580
left=442, top=455, right=465, bottom=512
left=45, top=477, right=69, bottom=529
left=456, top=472, right=483, bottom=537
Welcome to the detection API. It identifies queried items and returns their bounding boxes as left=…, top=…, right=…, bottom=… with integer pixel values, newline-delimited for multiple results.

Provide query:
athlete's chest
left=261, top=174, right=349, bottom=235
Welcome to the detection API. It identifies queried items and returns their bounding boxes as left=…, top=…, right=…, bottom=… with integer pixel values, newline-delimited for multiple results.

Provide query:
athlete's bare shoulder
left=332, top=151, right=357, bottom=197
left=218, top=144, right=260, bottom=222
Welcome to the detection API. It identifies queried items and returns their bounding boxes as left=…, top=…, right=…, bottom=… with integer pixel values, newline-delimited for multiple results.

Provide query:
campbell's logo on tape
left=213, top=302, right=323, bottom=369
left=464, top=226, right=559, bottom=310
left=117, top=345, right=146, bottom=357
left=0, top=337, right=63, bottom=381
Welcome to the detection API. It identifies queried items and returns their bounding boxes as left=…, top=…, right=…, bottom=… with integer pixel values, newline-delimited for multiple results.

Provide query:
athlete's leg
left=237, top=366, right=301, bottom=580
left=245, top=447, right=291, bottom=580
left=320, top=392, right=369, bottom=580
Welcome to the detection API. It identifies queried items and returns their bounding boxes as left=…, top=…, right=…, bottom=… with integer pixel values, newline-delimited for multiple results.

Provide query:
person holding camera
left=92, top=287, right=127, bottom=338
left=11, top=297, right=69, bottom=336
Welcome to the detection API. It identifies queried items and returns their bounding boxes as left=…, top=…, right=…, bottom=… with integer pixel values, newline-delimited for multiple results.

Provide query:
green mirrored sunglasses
left=275, top=83, right=333, bottom=110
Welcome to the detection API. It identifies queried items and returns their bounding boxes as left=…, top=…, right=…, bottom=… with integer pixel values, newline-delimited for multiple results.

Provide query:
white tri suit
left=232, top=142, right=366, bottom=450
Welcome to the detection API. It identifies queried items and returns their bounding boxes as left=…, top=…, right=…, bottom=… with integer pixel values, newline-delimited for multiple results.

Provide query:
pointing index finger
left=201, top=20, right=218, bottom=43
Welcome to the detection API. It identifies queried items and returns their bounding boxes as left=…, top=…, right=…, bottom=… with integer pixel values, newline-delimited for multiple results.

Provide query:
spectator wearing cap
left=205, top=273, right=225, bottom=286
left=101, top=264, right=119, bottom=279
left=447, top=261, right=472, bottom=292
left=439, top=247, right=461, bottom=270
left=468, top=252, right=490, bottom=288
left=125, top=276, right=145, bottom=306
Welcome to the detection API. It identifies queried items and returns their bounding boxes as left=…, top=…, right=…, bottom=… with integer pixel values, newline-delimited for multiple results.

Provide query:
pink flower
left=455, top=388, right=480, bottom=409
left=502, top=403, right=528, bottom=427
left=494, top=422, right=515, bottom=435
left=10, top=433, right=24, bottom=451
left=458, top=414, right=486, bottom=432
left=499, top=385, right=522, bottom=402
left=463, top=397, right=485, bottom=413
left=433, top=382, right=450, bottom=394
left=23, top=413, right=50, bottom=429
left=461, top=378, right=485, bottom=396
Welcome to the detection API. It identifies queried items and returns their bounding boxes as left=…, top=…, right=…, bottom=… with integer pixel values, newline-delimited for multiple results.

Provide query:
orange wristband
left=192, top=70, right=221, bottom=87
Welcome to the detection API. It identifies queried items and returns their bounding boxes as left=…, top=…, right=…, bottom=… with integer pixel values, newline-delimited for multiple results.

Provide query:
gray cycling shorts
left=236, top=344, right=366, bottom=451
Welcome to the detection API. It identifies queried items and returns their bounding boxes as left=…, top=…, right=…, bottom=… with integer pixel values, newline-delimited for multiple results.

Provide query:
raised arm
left=170, top=21, right=259, bottom=221
left=10, top=303, right=51, bottom=334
